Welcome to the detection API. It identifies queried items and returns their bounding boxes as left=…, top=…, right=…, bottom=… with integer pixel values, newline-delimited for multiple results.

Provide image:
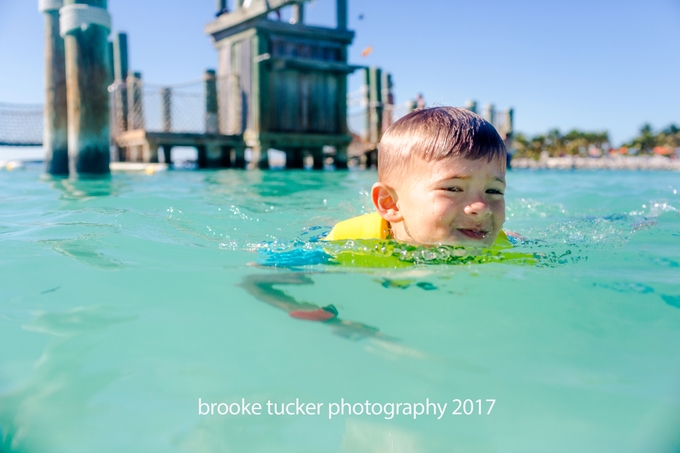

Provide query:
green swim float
left=322, top=212, right=535, bottom=268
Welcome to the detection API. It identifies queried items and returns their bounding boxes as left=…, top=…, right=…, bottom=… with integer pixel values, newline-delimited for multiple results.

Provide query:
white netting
left=346, top=87, right=404, bottom=143
left=110, top=79, right=207, bottom=136
left=0, top=103, right=43, bottom=146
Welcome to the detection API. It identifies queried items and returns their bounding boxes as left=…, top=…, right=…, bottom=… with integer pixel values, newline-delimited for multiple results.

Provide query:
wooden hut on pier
left=205, top=0, right=357, bottom=169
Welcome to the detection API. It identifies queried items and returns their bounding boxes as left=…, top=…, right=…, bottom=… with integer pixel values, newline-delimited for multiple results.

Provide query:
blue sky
left=1, top=0, right=679, bottom=146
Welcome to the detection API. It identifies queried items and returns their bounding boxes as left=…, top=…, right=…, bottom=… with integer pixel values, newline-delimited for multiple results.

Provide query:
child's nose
left=464, top=199, right=492, bottom=216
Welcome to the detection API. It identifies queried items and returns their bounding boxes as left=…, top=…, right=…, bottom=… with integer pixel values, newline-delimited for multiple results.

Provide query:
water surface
left=1, top=167, right=679, bottom=453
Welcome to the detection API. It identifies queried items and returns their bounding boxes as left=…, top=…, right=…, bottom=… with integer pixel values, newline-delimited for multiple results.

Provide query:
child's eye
left=486, top=188, right=504, bottom=195
left=443, top=187, right=463, bottom=192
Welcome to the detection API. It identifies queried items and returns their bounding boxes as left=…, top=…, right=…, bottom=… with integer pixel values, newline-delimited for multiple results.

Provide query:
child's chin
left=435, top=237, right=494, bottom=248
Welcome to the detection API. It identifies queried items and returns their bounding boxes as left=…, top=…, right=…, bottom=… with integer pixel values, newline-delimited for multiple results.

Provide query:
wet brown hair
left=378, top=106, right=506, bottom=183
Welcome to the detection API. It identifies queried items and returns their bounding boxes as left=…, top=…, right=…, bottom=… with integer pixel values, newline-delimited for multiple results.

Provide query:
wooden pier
left=114, top=130, right=245, bottom=169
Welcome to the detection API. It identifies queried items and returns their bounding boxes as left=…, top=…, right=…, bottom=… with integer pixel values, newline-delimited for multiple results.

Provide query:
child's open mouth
left=458, top=229, right=488, bottom=240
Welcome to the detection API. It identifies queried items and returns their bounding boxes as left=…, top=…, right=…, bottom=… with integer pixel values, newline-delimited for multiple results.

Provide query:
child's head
left=371, top=106, right=507, bottom=247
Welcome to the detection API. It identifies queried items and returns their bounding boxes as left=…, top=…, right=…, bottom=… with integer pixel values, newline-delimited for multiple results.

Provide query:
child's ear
left=371, top=182, right=403, bottom=223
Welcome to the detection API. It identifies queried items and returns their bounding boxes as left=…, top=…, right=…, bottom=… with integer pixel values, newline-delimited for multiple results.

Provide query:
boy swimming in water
left=240, top=107, right=512, bottom=330
left=324, top=106, right=509, bottom=247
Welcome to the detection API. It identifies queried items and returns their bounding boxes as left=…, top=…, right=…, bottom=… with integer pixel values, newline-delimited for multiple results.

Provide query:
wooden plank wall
left=238, top=39, right=252, bottom=132
left=218, top=45, right=231, bottom=134
left=217, top=37, right=253, bottom=135
left=270, top=70, right=339, bottom=133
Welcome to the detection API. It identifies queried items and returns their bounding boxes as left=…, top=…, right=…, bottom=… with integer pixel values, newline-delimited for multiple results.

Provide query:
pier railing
left=2, top=83, right=511, bottom=153
left=346, top=87, right=410, bottom=147
left=109, top=77, right=207, bottom=138
left=0, top=102, right=43, bottom=146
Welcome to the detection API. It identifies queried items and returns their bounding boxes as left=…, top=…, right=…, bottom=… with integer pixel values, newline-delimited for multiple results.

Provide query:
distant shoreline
left=511, top=155, right=680, bottom=171
left=3, top=156, right=680, bottom=172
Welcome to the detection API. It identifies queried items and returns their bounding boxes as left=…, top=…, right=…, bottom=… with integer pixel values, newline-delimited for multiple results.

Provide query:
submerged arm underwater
left=237, top=272, right=394, bottom=341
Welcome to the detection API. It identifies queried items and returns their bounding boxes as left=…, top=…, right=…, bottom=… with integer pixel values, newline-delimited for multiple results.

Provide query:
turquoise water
left=1, top=166, right=679, bottom=453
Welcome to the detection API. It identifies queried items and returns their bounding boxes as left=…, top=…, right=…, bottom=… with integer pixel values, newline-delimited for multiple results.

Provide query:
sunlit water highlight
left=1, top=167, right=679, bottom=453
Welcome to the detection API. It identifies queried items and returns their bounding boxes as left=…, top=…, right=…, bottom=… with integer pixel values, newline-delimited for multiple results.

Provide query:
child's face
left=390, top=154, right=506, bottom=247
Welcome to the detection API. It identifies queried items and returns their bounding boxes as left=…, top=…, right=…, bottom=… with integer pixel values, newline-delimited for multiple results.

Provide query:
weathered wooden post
left=505, top=107, right=514, bottom=135
left=333, top=0, right=350, bottom=170
left=251, top=142, right=270, bottom=170
left=196, top=145, right=207, bottom=169
left=334, top=145, right=349, bottom=170
left=503, top=108, right=514, bottom=169
left=362, top=68, right=371, bottom=143
left=204, top=69, right=219, bottom=134
left=368, top=67, right=383, bottom=144
left=127, top=71, right=144, bottom=130
left=204, top=69, right=223, bottom=168
left=483, top=103, right=495, bottom=126
left=233, top=144, right=246, bottom=169
left=287, top=148, right=304, bottom=169
left=311, top=148, right=324, bottom=170
left=110, top=32, right=128, bottom=161
left=369, top=67, right=384, bottom=169
left=381, top=72, right=393, bottom=133
left=405, top=99, right=416, bottom=114
left=291, top=2, right=304, bottom=24
left=161, top=87, right=172, bottom=132
left=216, top=0, right=228, bottom=16
left=161, top=145, right=173, bottom=165
left=112, top=32, right=128, bottom=131
left=337, top=0, right=347, bottom=29
left=106, top=41, right=114, bottom=84
left=40, top=0, right=69, bottom=175
left=250, top=30, right=270, bottom=171
left=464, top=99, right=477, bottom=114
left=60, top=0, right=112, bottom=176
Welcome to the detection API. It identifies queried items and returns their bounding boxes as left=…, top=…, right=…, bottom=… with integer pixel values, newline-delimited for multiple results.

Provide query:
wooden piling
left=62, top=0, right=112, bottom=176
left=142, top=141, right=158, bottom=163
left=216, top=0, right=227, bottom=16
left=334, top=145, right=348, bottom=170
left=112, top=32, right=128, bottom=131
left=250, top=33, right=269, bottom=170
left=161, top=145, right=173, bottom=166
left=161, top=87, right=172, bottom=132
left=40, top=0, right=69, bottom=175
left=106, top=41, right=114, bottom=84
left=503, top=108, right=514, bottom=169
left=405, top=100, right=416, bottom=114
left=291, top=2, right=304, bottom=24
left=197, top=145, right=207, bottom=169
left=368, top=67, right=382, bottom=144
left=204, top=69, right=219, bottom=134
left=233, top=145, right=246, bottom=169
left=483, top=104, right=495, bottom=126
left=311, top=148, right=324, bottom=170
left=220, top=146, right=232, bottom=168
left=506, top=107, right=514, bottom=134
left=127, top=71, right=144, bottom=130
left=337, top=0, right=347, bottom=30
left=381, top=72, right=393, bottom=133
left=251, top=141, right=270, bottom=170
left=287, top=148, right=304, bottom=169
left=362, top=68, right=371, bottom=142
left=335, top=23, right=349, bottom=170
left=464, top=100, right=477, bottom=114
left=205, top=143, right=222, bottom=167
